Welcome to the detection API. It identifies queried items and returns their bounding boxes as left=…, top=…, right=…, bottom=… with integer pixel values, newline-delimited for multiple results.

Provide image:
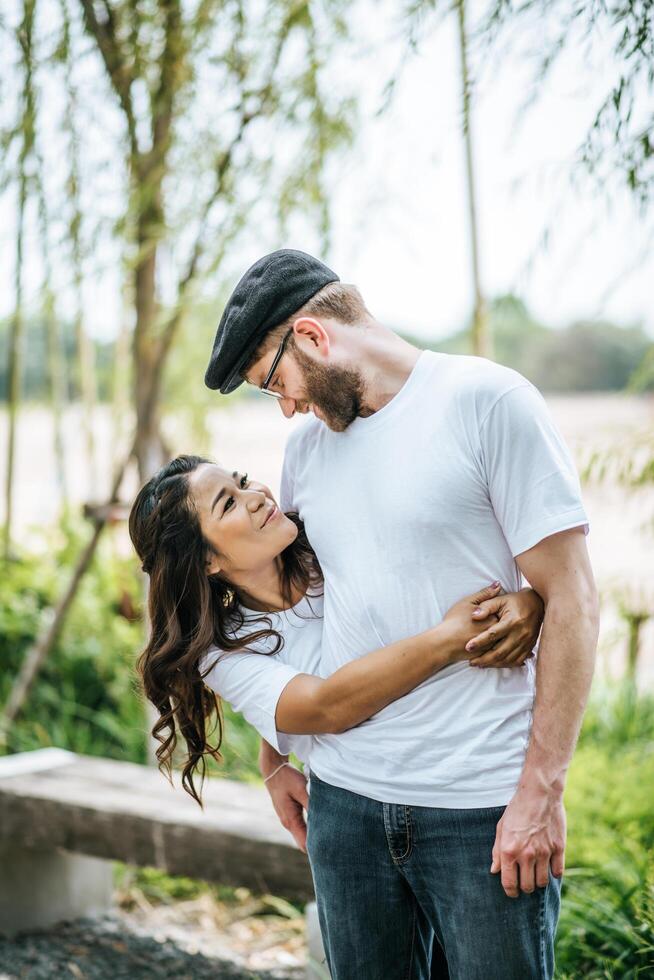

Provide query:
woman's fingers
left=465, top=617, right=512, bottom=654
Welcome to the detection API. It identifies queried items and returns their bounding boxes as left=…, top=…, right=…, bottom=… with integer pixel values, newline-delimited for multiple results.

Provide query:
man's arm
left=488, top=526, right=600, bottom=897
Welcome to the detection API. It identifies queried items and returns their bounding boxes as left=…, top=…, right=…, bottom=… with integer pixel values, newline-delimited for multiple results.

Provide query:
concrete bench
left=0, top=747, right=328, bottom=976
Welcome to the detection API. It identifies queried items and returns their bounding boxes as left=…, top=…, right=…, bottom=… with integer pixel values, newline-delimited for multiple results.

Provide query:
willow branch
left=77, top=0, right=138, bottom=153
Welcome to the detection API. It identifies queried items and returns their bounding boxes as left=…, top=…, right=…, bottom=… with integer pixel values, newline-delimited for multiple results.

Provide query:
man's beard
left=291, top=344, right=366, bottom=432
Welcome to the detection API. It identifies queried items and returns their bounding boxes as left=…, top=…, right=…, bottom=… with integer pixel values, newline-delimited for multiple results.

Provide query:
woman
left=129, top=454, right=544, bottom=808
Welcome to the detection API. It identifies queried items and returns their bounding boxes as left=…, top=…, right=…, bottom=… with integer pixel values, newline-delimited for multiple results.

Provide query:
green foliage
left=629, top=345, right=654, bottom=394
left=406, top=294, right=652, bottom=392
left=0, top=519, right=146, bottom=760
left=557, top=683, right=654, bottom=977
left=565, top=743, right=654, bottom=871
left=578, top=683, right=654, bottom=756
left=212, top=701, right=265, bottom=783
left=0, top=313, right=114, bottom=403
left=114, top=864, right=210, bottom=905
left=533, top=321, right=652, bottom=393
left=556, top=858, right=654, bottom=979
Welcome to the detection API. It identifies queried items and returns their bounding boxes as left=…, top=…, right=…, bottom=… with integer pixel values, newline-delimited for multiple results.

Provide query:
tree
left=74, top=0, right=354, bottom=482
left=456, top=0, right=491, bottom=358
left=36, top=145, right=69, bottom=509
left=0, top=0, right=355, bottom=731
left=58, top=0, right=100, bottom=489
left=3, top=0, right=36, bottom=560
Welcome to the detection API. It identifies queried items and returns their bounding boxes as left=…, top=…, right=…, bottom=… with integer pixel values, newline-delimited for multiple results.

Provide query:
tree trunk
left=456, top=0, right=492, bottom=360
left=61, top=0, right=99, bottom=492
left=132, top=194, right=169, bottom=764
left=4, top=181, right=27, bottom=560
left=626, top=613, right=648, bottom=681
left=110, top=274, right=132, bottom=481
left=37, top=155, right=69, bottom=509
left=132, top=176, right=168, bottom=481
left=4, top=0, right=36, bottom=559
left=43, top=284, right=69, bottom=510
left=74, top=301, right=99, bottom=495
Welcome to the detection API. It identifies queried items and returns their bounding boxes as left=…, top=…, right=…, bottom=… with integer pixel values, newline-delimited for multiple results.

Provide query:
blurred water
left=1, top=393, right=653, bottom=686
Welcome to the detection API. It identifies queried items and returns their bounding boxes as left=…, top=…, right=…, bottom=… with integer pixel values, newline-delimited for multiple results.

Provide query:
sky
left=1, top=0, right=652, bottom=345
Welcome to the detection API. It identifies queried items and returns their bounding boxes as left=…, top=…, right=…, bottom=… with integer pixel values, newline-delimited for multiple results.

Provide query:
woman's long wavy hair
left=129, top=454, right=322, bottom=808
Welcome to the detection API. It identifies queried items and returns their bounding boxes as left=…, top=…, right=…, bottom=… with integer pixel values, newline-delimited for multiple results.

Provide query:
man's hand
left=491, top=787, right=566, bottom=897
left=466, top=587, right=544, bottom=667
left=260, top=747, right=309, bottom=852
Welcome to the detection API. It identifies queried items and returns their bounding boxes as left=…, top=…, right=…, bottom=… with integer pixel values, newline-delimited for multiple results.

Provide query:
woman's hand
left=466, top=587, right=544, bottom=668
left=259, top=740, right=309, bottom=852
left=442, top=584, right=543, bottom=668
left=264, top=763, right=310, bottom=852
left=441, top=583, right=504, bottom=661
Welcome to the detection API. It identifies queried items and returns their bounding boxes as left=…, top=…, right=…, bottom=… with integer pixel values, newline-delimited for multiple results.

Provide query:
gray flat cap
left=204, top=248, right=340, bottom=394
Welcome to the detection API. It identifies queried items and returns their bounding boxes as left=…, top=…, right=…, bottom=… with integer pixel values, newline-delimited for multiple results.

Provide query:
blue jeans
left=305, top=771, right=561, bottom=980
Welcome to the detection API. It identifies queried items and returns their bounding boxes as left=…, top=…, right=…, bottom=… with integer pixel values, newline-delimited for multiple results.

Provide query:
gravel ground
left=0, top=911, right=305, bottom=980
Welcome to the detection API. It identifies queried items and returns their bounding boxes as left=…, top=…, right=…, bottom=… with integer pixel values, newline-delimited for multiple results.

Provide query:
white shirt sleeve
left=202, top=647, right=303, bottom=754
left=479, top=381, right=590, bottom=557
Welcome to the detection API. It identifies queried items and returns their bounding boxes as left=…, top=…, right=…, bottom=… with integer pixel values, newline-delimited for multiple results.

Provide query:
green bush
left=556, top=855, right=654, bottom=978
left=1, top=520, right=147, bottom=761
left=558, top=685, right=654, bottom=977
left=409, top=294, right=653, bottom=392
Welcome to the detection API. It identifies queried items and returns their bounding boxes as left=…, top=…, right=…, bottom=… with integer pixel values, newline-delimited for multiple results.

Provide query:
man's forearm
left=493, top=528, right=599, bottom=895
left=258, top=738, right=288, bottom=777
left=518, top=589, right=600, bottom=795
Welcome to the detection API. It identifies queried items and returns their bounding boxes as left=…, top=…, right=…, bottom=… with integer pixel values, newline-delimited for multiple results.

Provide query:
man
left=205, top=249, right=600, bottom=979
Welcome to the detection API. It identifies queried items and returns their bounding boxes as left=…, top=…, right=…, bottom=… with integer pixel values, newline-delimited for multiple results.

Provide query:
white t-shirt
left=199, top=593, right=323, bottom=768
left=279, top=350, right=589, bottom=807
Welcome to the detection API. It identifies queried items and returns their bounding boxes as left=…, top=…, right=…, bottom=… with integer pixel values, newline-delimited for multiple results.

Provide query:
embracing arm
left=261, top=582, right=545, bottom=851
left=257, top=610, right=481, bottom=850
left=490, top=526, right=600, bottom=897
left=274, top=582, right=528, bottom=736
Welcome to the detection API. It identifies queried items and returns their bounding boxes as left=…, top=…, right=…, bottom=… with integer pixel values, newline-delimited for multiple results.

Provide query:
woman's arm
left=275, top=582, right=539, bottom=736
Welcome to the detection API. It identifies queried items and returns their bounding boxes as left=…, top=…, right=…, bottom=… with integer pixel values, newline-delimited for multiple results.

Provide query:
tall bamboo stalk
left=59, top=0, right=99, bottom=492
left=36, top=151, right=69, bottom=508
left=110, top=268, right=133, bottom=482
left=4, top=189, right=27, bottom=561
left=456, top=0, right=492, bottom=359
left=4, top=0, right=36, bottom=560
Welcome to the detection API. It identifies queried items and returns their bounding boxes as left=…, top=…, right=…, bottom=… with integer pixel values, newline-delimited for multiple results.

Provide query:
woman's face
left=188, top=463, right=298, bottom=577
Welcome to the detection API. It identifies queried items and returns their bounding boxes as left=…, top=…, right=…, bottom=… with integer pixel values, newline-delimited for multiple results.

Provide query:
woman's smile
left=261, top=504, right=280, bottom=528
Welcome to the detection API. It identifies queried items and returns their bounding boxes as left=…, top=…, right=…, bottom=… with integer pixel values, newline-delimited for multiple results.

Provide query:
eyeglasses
left=246, top=327, right=293, bottom=399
